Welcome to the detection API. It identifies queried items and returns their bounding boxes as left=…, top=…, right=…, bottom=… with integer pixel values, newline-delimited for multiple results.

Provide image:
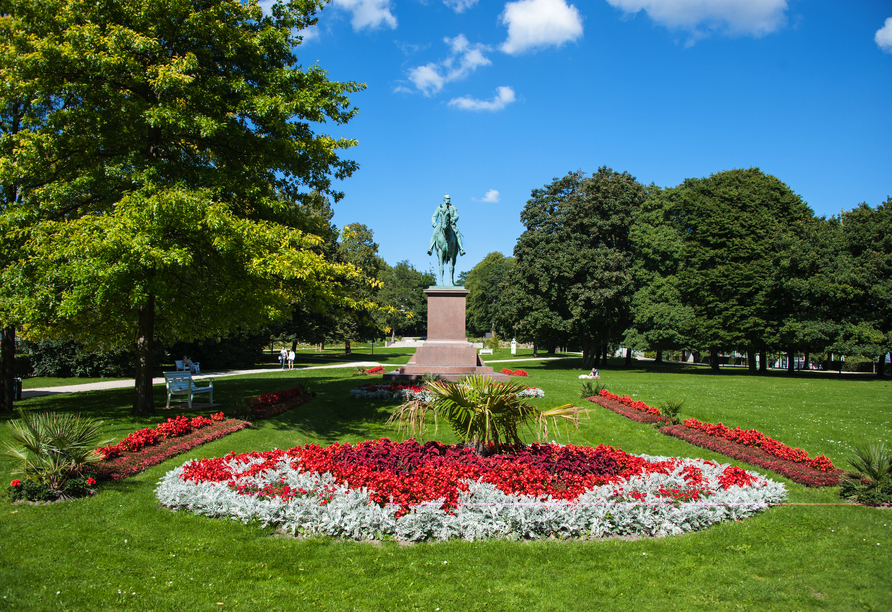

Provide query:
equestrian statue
left=427, top=194, right=466, bottom=286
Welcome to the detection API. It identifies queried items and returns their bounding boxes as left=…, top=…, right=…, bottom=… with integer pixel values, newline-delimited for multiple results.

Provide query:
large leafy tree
left=625, top=186, right=695, bottom=362
left=464, top=251, right=514, bottom=338
left=510, top=168, right=645, bottom=368
left=332, top=223, right=384, bottom=353
left=838, top=199, right=892, bottom=376
left=2, top=0, right=366, bottom=414
left=664, top=168, right=814, bottom=372
left=377, top=260, right=434, bottom=340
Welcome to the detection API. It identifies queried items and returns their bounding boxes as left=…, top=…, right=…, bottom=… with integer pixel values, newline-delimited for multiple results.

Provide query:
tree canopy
left=0, top=0, right=368, bottom=413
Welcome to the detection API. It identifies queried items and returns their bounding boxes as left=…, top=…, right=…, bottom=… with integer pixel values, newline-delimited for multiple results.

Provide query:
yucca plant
left=840, top=442, right=892, bottom=505
left=579, top=380, right=607, bottom=398
left=2, top=410, right=106, bottom=496
left=389, top=374, right=584, bottom=454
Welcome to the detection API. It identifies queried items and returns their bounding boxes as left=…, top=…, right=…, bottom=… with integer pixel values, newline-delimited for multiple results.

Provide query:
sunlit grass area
left=2, top=359, right=890, bottom=611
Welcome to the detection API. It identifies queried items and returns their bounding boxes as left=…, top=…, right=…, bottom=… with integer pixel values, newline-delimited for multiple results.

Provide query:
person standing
left=287, top=349, right=296, bottom=370
left=279, top=347, right=288, bottom=370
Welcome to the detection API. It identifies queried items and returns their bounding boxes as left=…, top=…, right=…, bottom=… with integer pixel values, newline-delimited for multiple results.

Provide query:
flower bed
left=156, top=439, right=786, bottom=541
left=517, top=387, right=545, bottom=398
left=587, top=390, right=666, bottom=424
left=93, top=418, right=250, bottom=481
left=587, top=391, right=838, bottom=486
left=350, top=383, right=429, bottom=401
left=660, top=421, right=839, bottom=487
left=249, top=386, right=312, bottom=419
left=353, top=366, right=385, bottom=376
left=501, top=368, right=528, bottom=377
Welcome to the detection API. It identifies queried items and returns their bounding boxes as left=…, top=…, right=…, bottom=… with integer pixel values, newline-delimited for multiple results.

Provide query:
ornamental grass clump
left=388, top=374, right=583, bottom=453
left=840, top=443, right=892, bottom=506
left=2, top=410, right=106, bottom=501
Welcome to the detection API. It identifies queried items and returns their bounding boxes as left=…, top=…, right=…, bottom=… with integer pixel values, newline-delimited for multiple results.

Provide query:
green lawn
left=1, top=359, right=890, bottom=611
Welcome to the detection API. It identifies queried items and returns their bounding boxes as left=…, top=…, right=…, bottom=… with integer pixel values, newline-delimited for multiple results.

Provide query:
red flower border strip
left=93, top=419, right=250, bottom=481
left=660, top=424, right=839, bottom=487
left=587, top=390, right=838, bottom=486
left=501, top=368, right=528, bottom=377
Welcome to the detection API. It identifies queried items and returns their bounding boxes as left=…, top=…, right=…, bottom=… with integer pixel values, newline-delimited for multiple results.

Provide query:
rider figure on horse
left=427, top=194, right=466, bottom=256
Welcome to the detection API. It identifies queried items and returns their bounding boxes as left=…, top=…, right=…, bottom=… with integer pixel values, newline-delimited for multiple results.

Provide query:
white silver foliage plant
left=156, top=453, right=787, bottom=542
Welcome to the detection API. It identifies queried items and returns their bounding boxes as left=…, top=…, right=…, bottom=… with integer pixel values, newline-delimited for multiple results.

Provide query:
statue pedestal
left=382, top=288, right=510, bottom=382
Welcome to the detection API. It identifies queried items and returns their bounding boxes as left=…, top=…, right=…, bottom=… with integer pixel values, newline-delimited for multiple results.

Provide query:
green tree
left=332, top=223, right=385, bottom=353
left=377, top=260, right=434, bottom=340
left=665, top=168, right=814, bottom=372
left=838, top=199, right=892, bottom=375
left=3, top=0, right=366, bottom=414
left=464, top=252, right=514, bottom=337
left=625, top=186, right=694, bottom=362
left=510, top=168, right=645, bottom=368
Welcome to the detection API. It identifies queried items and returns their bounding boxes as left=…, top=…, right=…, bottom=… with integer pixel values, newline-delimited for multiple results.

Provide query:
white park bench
left=479, top=348, right=493, bottom=355
left=164, top=371, right=214, bottom=410
left=175, top=360, right=200, bottom=373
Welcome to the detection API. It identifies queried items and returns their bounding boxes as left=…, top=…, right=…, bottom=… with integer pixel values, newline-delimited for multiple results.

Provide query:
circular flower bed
left=156, top=439, right=786, bottom=541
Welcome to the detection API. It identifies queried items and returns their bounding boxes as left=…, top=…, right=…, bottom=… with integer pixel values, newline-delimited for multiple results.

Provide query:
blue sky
left=275, top=0, right=891, bottom=276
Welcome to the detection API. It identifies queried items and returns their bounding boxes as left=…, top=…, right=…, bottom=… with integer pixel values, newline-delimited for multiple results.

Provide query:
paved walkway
left=20, top=355, right=575, bottom=399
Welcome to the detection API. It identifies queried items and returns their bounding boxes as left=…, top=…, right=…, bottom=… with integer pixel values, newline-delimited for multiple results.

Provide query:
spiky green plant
left=390, top=375, right=584, bottom=452
left=2, top=410, right=106, bottom=493
left=841, top=442, right=892, bottom=504
left=579, top=380, right=607, bottom=398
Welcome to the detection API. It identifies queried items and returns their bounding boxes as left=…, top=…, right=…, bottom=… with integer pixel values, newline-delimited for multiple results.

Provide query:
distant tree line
left=464, top=167, right=891, bottom=376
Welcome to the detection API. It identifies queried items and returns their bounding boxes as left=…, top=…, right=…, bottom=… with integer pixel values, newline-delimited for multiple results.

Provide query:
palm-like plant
left=841, top=443, right=892, bottom=504
left=2, top=410, right=106, bottom=492
left=388, top=374, right=584, bottom=453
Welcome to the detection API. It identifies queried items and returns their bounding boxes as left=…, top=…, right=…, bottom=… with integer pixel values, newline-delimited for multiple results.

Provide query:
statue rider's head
left=443, top=194, right=451, bottom=206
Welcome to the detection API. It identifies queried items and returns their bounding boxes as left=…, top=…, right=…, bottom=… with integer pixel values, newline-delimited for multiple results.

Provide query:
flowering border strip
left=587, top=395, right=666, bottom=425
left=249, top=386, right=312, bottom=419
left=93, top=419, right=250, bottom=481
left=587, top=390, right=838, bottom=486
left=660, top=425, right=839, bottom=487
left=156, top=440, right=787, bottom=541
left=353, top=366, right=385, bottom=376
left=501, top=368, right=528, bottom=377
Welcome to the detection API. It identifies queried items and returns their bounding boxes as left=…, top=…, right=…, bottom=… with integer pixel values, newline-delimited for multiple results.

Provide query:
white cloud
left=482, top=189, right=500, bottom=202
left=408, top=35, right=492, bottom=95
left=606, top=0, right=788, bottom=41
left=876, top=17, right=892, bottom=53
left=444, top=0, right=479, bottom=13
left=332, top=0, right=397, bottom=31
left=449, top=86, right=516, bottom=111
left=499, top=0, right=584, bottom=55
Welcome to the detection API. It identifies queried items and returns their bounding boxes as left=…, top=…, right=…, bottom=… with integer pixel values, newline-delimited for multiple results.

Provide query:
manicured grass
left=1, top=360, right=891, bottom=611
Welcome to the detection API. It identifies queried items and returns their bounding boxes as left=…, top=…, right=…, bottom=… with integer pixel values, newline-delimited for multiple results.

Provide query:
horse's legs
left=437, top=253, right=445, bottom=286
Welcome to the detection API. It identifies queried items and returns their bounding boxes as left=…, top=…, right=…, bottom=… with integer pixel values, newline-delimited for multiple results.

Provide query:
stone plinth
left=383, top=288, right=509, bottom=383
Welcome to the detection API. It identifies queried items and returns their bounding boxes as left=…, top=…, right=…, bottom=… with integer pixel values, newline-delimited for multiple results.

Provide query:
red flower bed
left=587, top=389, right=838, bottom=486
left=93, top=419, right=250, bottom=481
left=98, top=413, right=226, bottom=459
left=501, top=368, right=528, bottom=377
left=178, top=439, right=727, bottom=517
left=680, top=418, right=836, bottom=473
left=660, top=424, right=839, bottom=487
left=246, top=386, right=313, bottom=419
left=587, top=394, right=666, bottom=425
left=353, top=366, right=385, bottom=376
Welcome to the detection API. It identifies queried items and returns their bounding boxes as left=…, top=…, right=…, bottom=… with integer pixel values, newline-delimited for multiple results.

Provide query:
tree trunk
left=878, top=352, right=888, bottom=378
left=602, top=345, right=609, bottom=364
left=804, top=351, right=810, bottom=371
left=532, top=342, right=537, bottom=358
left=654, top=349, right=663, bottom=363
left=759, top=351, right=767, bottom=373
left=710, top=348, right=720, bottom=373
left=0, top=326, right=15, bottom=413
left=747, top=349, right=757, bottom=374
left=133, top=294, right=156, bottom=416
left=625, top=348, right=632, bottom=367
left=345, top=339, right=351, bottom=355
left=787, top=350, right=795, bottom=374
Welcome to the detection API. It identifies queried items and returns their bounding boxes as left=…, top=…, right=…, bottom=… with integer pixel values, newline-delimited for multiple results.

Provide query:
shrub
left=2, top=410, right=106, bottom=500
left=580, top=379, right=607, bottom=398
left=840, top=443, right=892, bottom=505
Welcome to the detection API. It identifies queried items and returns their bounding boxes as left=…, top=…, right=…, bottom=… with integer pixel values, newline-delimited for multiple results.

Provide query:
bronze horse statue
left=432, top=218, right=460, bottom=286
